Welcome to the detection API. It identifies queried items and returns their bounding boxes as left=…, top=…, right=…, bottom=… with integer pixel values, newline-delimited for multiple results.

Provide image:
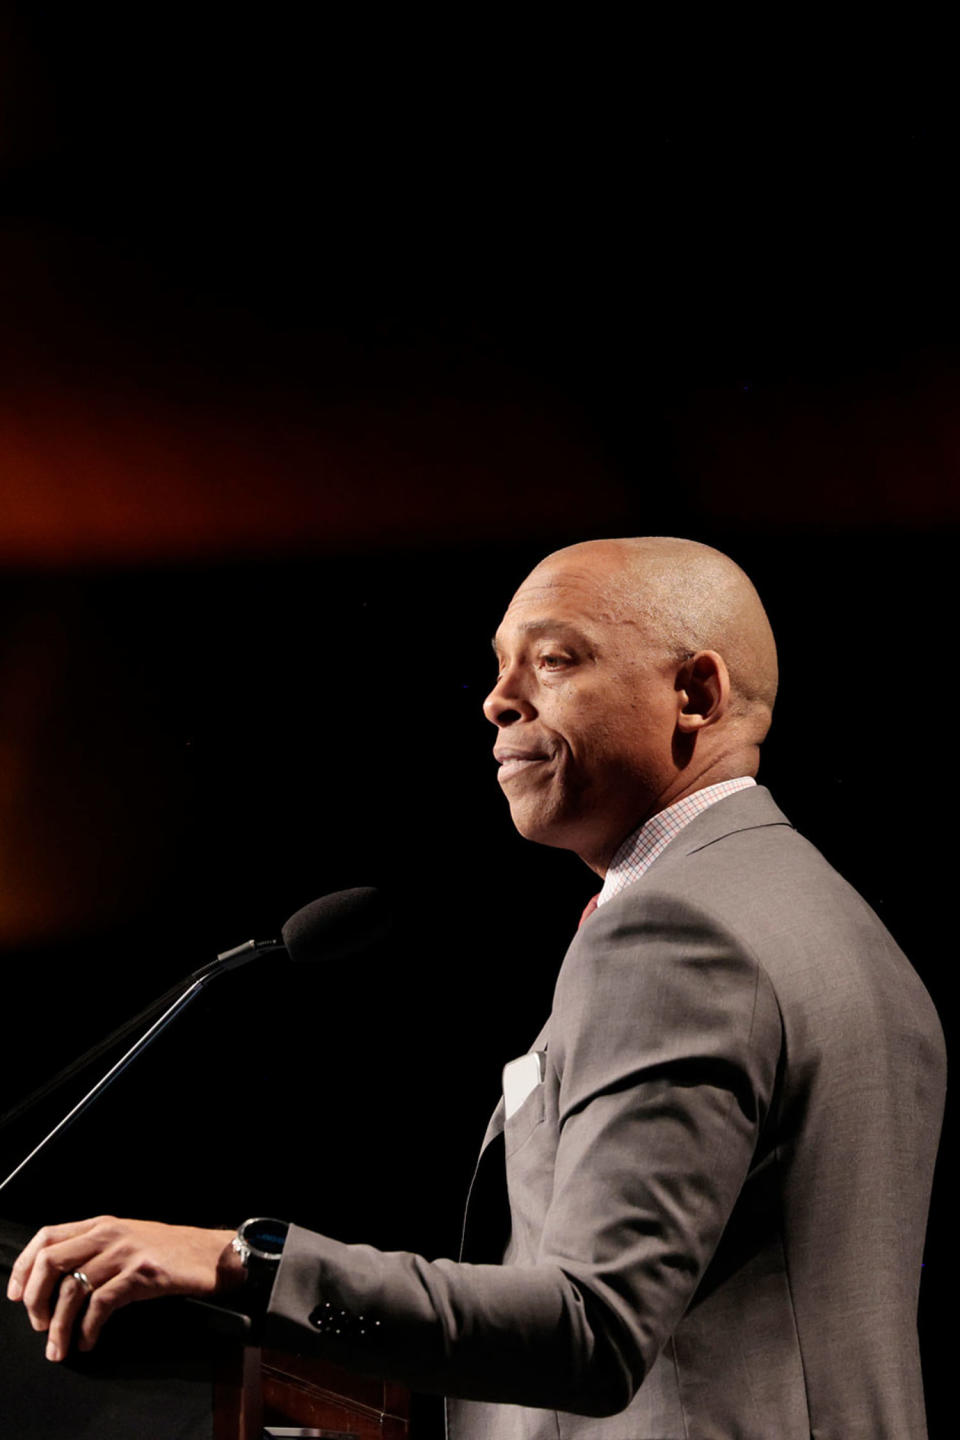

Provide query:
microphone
left=282, top=886, right=390, bottom=965
left=0, top=887, right=386, bottom=1196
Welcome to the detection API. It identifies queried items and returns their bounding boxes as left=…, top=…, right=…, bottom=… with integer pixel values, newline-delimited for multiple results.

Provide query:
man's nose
left=482, top=668, right=535, bottom=727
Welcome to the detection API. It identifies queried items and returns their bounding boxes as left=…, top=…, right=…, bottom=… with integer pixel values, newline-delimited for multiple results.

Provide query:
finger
left=77, top=1270, right=144, bottom=1352
left=44, top=1272, right=94, bottom=1363
left=20, top=1230, right=113, bottom=1331
left=7, top=1218, right=102, bottom=1303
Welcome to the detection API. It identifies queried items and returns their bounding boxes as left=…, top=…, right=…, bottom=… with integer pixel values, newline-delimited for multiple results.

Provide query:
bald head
left=486, top=536, right=778, bottom=870
left=529, top=537, right=778, bottom=742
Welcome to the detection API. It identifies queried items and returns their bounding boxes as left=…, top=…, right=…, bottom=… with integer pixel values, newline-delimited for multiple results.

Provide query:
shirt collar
left=596, top=777, right=757, bottom=907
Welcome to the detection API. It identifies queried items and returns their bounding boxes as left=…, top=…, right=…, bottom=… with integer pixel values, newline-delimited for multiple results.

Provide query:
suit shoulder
left=598, top=818, right=943, bottom=1059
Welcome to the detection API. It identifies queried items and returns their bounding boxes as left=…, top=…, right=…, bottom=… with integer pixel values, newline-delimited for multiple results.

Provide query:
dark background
left=0, top=10, right=955, bottom=1434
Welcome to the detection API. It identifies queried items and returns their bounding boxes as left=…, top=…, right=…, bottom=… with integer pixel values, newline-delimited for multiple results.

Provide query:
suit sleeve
left=262, top=889, right=782, bottom=1414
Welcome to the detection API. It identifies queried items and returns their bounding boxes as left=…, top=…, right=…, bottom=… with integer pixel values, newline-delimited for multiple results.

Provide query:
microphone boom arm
left=0, top=938, right=282, bottom=1198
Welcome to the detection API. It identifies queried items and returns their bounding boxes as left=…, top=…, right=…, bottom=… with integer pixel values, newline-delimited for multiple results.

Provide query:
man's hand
left=5, top=1216, right=244, bottom=1362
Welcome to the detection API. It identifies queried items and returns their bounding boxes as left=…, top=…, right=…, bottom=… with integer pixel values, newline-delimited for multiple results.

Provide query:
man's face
left=484, top=552, right=682, bottom=872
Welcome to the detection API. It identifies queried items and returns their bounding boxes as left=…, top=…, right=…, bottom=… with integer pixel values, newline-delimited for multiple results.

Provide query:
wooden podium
left=214, top=1336, right=410, bottom=1439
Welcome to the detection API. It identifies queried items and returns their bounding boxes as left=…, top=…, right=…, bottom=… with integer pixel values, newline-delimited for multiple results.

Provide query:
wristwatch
left=231, top=1216, right=289, bottom=1300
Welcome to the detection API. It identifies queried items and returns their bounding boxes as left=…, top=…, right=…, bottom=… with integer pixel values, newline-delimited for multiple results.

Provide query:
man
left=6, top=538, right=946, bottom=1437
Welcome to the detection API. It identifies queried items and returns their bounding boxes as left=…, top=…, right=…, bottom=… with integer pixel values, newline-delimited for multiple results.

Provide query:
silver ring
left=71, top=1270, right=94, bottom=1296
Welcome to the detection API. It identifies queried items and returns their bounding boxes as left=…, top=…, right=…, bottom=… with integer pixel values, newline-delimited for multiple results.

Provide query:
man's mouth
left=495, top=750, right=550, bottom=784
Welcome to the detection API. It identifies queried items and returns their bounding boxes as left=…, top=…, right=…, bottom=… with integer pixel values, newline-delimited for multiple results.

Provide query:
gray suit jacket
left=264, top=788, right=946, bottom=1439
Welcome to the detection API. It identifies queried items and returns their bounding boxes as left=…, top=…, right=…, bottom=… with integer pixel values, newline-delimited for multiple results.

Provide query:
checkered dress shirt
left=596, top=777, right=757, bottom=908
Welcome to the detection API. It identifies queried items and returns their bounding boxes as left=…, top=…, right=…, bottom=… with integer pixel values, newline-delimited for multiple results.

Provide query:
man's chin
left=508, top=803, right=581, bottom=854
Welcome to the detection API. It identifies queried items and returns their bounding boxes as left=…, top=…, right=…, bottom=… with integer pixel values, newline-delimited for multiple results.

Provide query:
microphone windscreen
left=281, top=887, right=390, bottom=965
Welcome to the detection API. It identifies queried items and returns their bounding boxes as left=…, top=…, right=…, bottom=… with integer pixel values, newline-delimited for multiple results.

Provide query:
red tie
left=578, top=894, right=600, bottom=928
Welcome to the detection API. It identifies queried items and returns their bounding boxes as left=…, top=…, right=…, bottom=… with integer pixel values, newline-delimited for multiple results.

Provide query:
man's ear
left=675, top=650, right=730, bottom=731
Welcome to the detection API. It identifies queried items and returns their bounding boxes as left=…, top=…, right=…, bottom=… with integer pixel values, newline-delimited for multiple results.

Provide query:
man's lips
left=494, top=749, right=551, bottom=784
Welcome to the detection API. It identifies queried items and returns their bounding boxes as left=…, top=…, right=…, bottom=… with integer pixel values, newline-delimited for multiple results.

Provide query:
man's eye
left=540, top=654, right=570, bottom=669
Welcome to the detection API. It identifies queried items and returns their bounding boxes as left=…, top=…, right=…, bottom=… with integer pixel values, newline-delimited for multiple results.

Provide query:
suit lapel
left=460, top=1017, right=552, bottom=1262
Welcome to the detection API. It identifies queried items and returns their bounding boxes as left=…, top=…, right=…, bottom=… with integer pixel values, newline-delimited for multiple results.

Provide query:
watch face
left=242, top=1217, right=288, bottom=1258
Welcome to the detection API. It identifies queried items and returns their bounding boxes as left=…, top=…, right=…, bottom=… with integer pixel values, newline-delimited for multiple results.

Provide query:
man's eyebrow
left=491, top=620, right=593, bottom=653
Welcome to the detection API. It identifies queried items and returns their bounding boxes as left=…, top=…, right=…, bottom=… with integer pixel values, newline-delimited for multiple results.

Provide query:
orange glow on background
left=4, top=221, right=960, bottom=572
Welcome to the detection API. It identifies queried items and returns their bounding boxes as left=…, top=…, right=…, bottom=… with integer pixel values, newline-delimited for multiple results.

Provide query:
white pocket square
left=503, top=1051, right=546, bottom=1119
